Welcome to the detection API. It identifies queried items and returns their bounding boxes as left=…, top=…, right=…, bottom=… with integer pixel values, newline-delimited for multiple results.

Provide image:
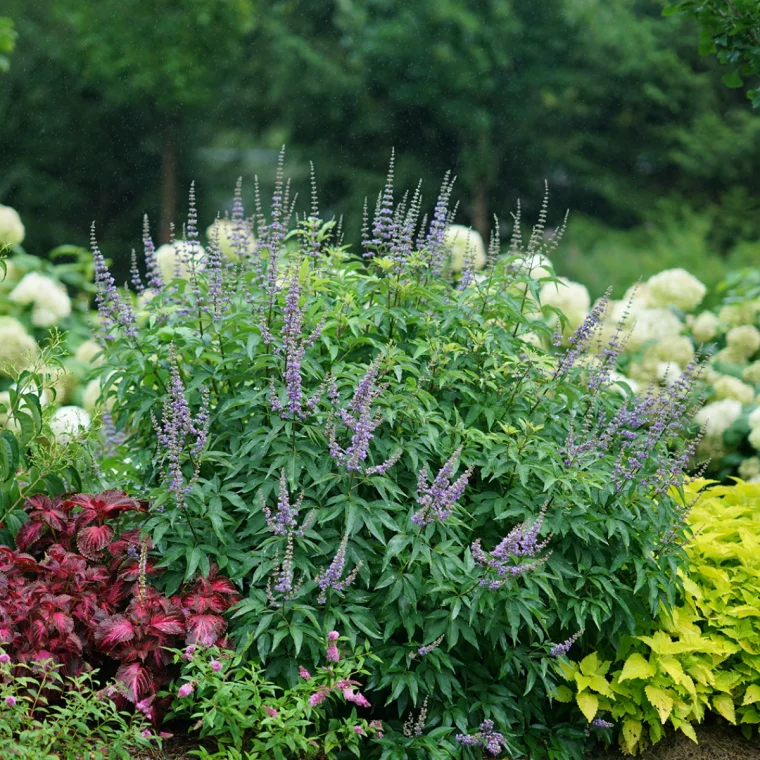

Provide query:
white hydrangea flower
left=691, top=311, right=720, bottom=344
left=609, top=371, right=638, bottom=396
left=749, top=427, right=760, bottom=452
left=0, top=318, right=38, bottom=376
left=75, top=339, right=102, bottom=364
left=718, top=301, right=760, bottom=328
left=625, top=308, right=683, bottom=352
left=647, top=268, right=706, bottom=312
left=739, top=456, right=760, bottom=481
left=726, top=325, right=760, bottom=360
left=49, top=406, right=90, bottom=444
left=748, top=406, right=760, bottom=431
left=155, top=243, right=205, bottom=282
left=644, top=336, right=695, bottom=369
left=743, top=362, right=760, bottom=386
left=712, top=346, right=748, bottom=366
left=539, top=277, right=590, bottom=331
left=510, top=252, right=553, bottom=280
left=696, top=398, right=742, bottom=437
left=713, top=375, right=755, bottom=406
left=82, top=378, right=114, bottom=414
left=0, top=205, right=25, bottom=247
left=444, top=226, right=487, bottom=273
left=656, top=361, right=681, bottom=387
left=206, top=218, right=252, bottom=262
left=10, top=272, right=72, bottom=327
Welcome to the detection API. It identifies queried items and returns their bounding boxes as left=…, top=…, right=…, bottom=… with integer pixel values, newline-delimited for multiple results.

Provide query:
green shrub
left=0, top=656, right=157, bottom=759
left=89, top=158, right=699, bottom=757
left=165, top=639, right=395, bottom=759
left=558, top=478, right=760, bottom=754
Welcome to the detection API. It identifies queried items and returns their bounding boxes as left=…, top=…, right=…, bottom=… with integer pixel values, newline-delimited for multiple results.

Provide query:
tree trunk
left=159, top=122, right=177, bottom=244
left=472, top=182, right=490, bottom=245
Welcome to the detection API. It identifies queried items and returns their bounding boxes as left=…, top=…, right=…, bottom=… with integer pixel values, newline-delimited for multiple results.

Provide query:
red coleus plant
left=0, top=491, right=239, bottom=723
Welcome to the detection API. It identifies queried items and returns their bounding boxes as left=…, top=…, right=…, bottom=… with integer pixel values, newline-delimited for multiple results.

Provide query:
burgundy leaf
left=77, top=524, right=115, bottom=557
left=149, top=610, right=185, bottom=637
left=115, top=662, right=154, bottom=704
left=14, top=521, right=47, bottom=552
left=95, top=614, right=135, bottom=649
left=185, top=614, right=227, bottom=646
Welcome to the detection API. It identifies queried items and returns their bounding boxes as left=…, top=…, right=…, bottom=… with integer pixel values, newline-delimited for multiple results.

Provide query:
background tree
left=666, top=0, right=760, bottom=106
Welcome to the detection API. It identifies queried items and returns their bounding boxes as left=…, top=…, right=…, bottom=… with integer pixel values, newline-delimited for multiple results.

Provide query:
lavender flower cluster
left=557, top=294, right=707, bottom=495
left=326, top=358, right=399, bottom=474
left=455, top=719, right=508, bottom=756
left=412, top=447, right=473, bottom=526
left=260, top=470, right=311, bottom=536
left=549, top=628, right=584, bottom=657
left=314, top=534, right=363, bottom=604
left=151, top=349, right=210, bottom=510
left=472, top=503, right=551, bottom=589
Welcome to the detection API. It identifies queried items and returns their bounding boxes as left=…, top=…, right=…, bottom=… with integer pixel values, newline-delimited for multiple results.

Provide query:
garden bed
left=592, top=723, right=760, bottom=760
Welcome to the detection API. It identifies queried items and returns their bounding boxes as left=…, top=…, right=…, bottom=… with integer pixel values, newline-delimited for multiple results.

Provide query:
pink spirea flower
left=264, top=706, right=279, bottom=718
left=210, top=660, right=222, bottom=672
left=178, top=682, right=194, bottom=698
left=141, top=729, right=152, bottom=738
left=327, top=630, right=340, bottom=641
left=352, top=692, right=371, bottom=708
left=299, top=666, right=311, bottom=680
left=353, top=725, right=364, bottom=735
left=342, top=687, right=354, bottom=700
left=309, top=691, right=327, bottom=707
left=5, top=696, right=16, bottom=707
left=183, top=645, right=196, bottom=660
left=0, top=654, right=10, bottom=665
left=135, top=698, right=151, bottom=716
left=326, top=644, right=340, bottom=662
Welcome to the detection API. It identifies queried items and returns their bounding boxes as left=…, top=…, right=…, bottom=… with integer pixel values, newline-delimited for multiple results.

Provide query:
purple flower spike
left=412, top=447, right=473, bottom=526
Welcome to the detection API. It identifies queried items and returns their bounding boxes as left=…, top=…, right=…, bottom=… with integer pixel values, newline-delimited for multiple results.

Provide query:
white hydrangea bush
left=0, top=205, right=100, bottom=425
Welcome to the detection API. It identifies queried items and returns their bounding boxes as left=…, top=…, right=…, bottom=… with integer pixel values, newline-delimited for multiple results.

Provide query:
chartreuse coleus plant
left=88, top=151, right=702, bottom=758
left=556, top=478, right=760, bottom=755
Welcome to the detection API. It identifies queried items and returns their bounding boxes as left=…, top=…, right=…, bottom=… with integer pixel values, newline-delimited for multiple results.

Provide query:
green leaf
left=645, top=685, right=674, bottom=724
left=722, top=71, right=743, bottom=89
left=713, top=693, right=736, bottom=724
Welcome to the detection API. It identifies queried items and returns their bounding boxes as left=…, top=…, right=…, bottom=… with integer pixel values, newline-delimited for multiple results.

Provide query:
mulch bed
left=590, top=721, right=760, bottom=760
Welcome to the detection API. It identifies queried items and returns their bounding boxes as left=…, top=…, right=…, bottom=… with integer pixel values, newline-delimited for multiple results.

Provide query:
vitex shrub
left=87, top=150, right=703, bottom=758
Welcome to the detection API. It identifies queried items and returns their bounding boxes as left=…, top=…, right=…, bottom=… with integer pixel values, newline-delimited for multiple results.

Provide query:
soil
left=590, top=721, right=760, bottom=760
left=132, top=720, right=760, bottom=759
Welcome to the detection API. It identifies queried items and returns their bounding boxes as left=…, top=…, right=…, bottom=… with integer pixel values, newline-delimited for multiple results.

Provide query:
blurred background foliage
left=1, top=0, right=759, bottom=295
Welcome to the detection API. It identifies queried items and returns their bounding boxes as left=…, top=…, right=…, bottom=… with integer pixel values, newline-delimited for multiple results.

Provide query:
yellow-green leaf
left=743, top=684, right=760, bottom=706
left=713, top=694, right=736, bottom=724
left=645, top=686, right=674, bottom=724
left=587, top=674, right=613, bottom=697
left=619, top=653, right=656, bottom=682
left=621, top=719, right=642, bottom=754
left=679, top=722, right=698, bottom=744
left=580, top=652, right=601, bottom=676
left=552, top=685, right=573, bottom=703
left=657, top=656, right=684, bottom=685
left=576, top=691, right=599, bottom=722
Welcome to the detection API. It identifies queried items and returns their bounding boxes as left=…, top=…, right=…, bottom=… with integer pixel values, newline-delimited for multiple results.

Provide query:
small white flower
left=444, top=226, right=487, bottom=273
left=647, top=268, right=706, bottom=312
left=656, top=362, right=681, bottom=387
left=739, top=456, right=760, bottom=481
left=718, top=301, right=760, bottom=328
left=206, top=218, right=253, bottom=261
left=49, top=406, right=91, bottom=443
left=743, top=362, right=760, bottom=386
left=0, top=205, right=25, bottom=247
